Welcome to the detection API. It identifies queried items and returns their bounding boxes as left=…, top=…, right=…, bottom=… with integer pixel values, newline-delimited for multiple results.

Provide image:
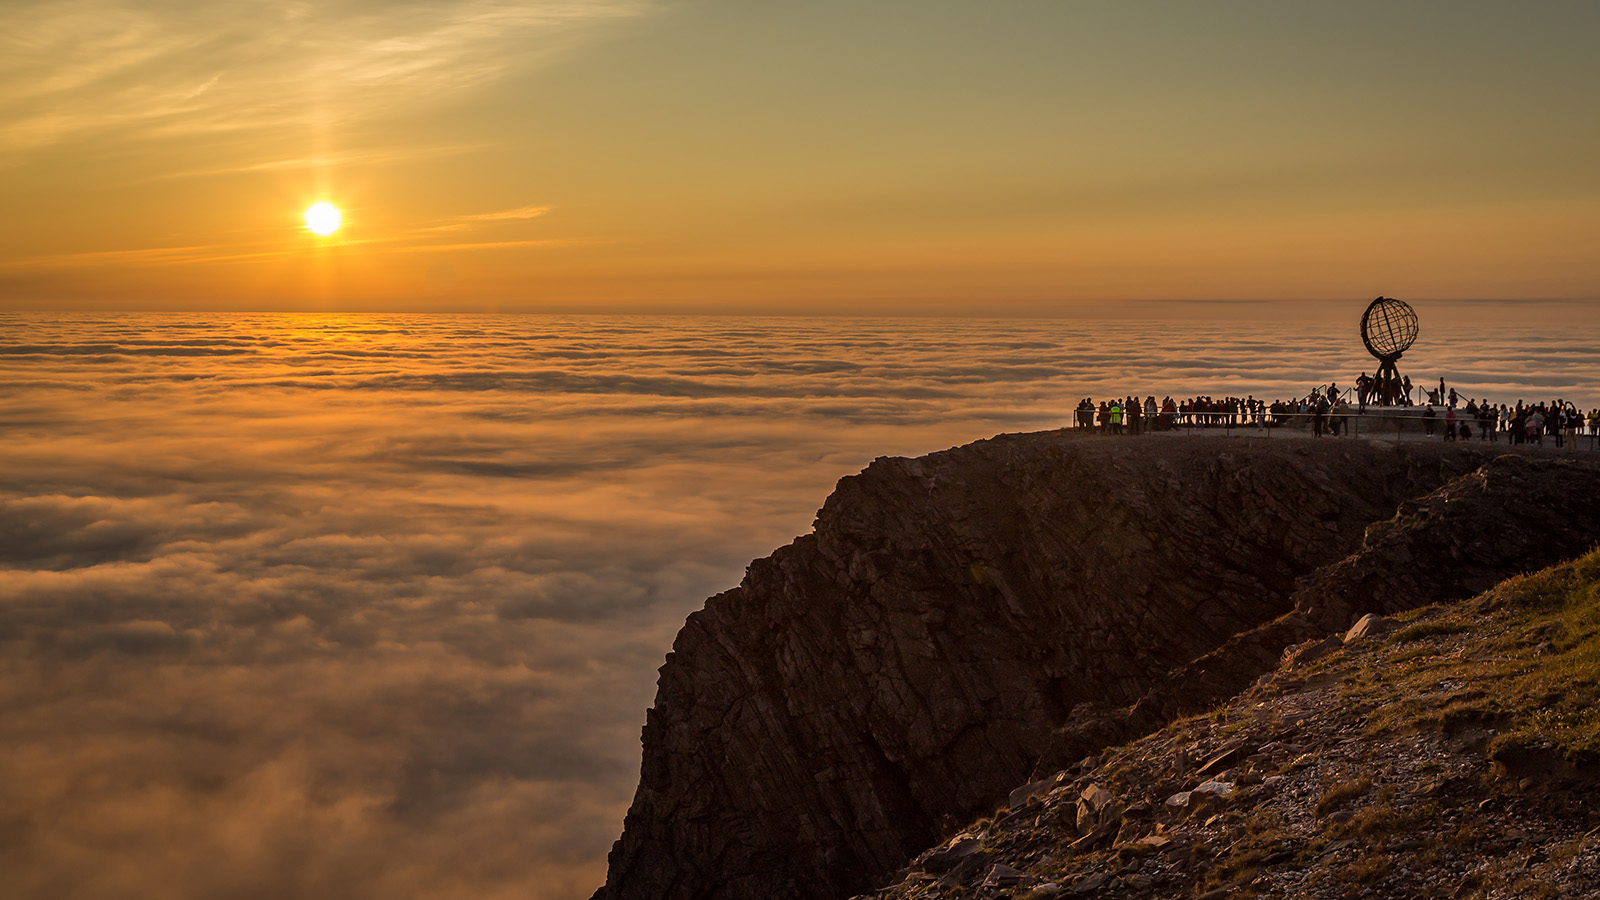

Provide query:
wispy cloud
left=0, top=0, right=652, bottom=153
left=459, top=204, right=553, bottom=223
left=420, top=204, right=554, bottom=232
left=149, top=143, right=486, bottom=181
left=3, top=229, right=569, bottom=269
left=0, top=243, right=265, bottom=270
left=3, top=237, right=568, bottom=269
left=394, top=238, right=563, bottom=253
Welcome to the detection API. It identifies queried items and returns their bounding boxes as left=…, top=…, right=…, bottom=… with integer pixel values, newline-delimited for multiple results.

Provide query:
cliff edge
left=592, top=434, right=1600, bottom=900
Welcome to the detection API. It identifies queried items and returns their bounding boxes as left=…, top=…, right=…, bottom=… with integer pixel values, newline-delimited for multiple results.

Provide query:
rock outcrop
left=1037, top=452, right=1600, bottom=775
left=592, top=435, right=1598, bottom=900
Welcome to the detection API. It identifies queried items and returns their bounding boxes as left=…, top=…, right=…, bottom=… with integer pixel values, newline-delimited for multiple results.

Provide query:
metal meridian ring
left=1360, top=296, right=1419, bottom=361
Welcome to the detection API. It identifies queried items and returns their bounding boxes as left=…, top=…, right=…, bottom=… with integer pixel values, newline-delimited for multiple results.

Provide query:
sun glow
left=304, top=202, right=343, bottom=237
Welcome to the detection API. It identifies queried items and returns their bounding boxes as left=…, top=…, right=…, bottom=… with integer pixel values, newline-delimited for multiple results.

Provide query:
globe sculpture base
left=1372, top=357, right=1406, bottom=406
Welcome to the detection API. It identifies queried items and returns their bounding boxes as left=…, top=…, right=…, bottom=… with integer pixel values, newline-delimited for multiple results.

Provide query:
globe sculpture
left=1359, top=296, right=1419, bottom=405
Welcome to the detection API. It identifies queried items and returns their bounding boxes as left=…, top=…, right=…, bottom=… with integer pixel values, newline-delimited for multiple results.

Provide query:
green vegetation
left=1388, top=619, right=1472, bottom=645
left=1340, top=549, right=1600, bottom=769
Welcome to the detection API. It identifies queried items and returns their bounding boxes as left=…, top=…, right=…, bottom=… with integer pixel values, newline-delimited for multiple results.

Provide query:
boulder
left=1344, top=613, right=1395, bottom=644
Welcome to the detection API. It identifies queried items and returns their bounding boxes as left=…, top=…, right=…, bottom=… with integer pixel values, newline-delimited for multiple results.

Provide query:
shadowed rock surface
left=592, top=435, right=1591, bottom=900
left=1036, top=452, right=1600, bottom=777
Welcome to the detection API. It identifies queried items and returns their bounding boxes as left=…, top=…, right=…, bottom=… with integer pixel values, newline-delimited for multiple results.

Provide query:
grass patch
left=1388, top=620, right=1473, bottom=645
left=1243, top=807, right=1290, bottom=838
left=1484, top=552, right=1600, bottom=764
left=1332, top=800, right=1440, bottom=842
left=1498, top=551, right=1600, bottom=612
left=1344, top=853, right=1391, bottom=885
left=1344, top=549, right=1600, bottom=766
left=1345, top=804, right=1396, bottom=837
left=1315, top=778, right=1371, bottom=817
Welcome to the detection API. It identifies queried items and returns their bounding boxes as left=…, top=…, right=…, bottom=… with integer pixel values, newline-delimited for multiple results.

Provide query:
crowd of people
left=1071, top=388, right=1600, bottom=448
left=1423, top=399, right=1596, bottom=447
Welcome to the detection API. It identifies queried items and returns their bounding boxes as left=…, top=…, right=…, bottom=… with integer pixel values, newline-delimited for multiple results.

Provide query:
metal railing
left=1068, top=404, right=1600, bottom=447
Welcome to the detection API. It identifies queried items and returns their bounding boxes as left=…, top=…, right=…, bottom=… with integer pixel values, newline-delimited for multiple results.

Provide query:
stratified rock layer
left=591, top=435, right=1541, bottom=900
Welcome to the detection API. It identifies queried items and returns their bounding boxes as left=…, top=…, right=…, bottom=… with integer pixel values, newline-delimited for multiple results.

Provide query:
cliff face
left=591, top=435, right=1527, bottom=900
left=1037, top=452, right=1600, bottom=776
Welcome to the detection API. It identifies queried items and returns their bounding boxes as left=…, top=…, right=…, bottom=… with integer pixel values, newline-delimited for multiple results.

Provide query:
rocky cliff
left=592, top=435, right=1600, bottom=900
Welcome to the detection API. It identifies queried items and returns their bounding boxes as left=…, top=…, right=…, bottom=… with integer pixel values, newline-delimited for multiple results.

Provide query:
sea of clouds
left=1, top=309, right=1596, bottom=899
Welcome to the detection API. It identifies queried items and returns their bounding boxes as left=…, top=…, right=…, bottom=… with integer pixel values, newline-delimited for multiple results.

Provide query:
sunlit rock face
left=593, top=435, right=1526, bottom=900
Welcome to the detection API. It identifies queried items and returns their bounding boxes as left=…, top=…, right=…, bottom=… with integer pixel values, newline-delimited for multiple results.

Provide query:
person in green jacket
left=1109, top=401, right=1123, bottom=435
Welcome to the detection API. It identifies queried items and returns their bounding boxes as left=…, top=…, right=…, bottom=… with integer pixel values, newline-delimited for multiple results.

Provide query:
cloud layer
left=0, top=311, right=1595, bottom=899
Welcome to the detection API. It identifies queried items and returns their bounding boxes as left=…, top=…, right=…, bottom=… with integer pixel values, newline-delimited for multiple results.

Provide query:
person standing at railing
left=1589, top=409, right=1600, bottom=449
left=1109, top=399, right=1124, bottom=435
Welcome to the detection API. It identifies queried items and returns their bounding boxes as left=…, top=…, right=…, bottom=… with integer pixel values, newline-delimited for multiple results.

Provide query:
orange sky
left=3, top=0, right=1598, bottom=313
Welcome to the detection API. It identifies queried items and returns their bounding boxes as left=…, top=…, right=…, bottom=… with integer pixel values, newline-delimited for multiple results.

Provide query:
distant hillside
left=590, top=435, right=1600, bottom=900
left=861, top=549, right=1600, bottom=900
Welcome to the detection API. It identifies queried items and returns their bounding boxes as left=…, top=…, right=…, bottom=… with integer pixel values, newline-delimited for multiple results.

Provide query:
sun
left=304, top=202, right=342, bottom=237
